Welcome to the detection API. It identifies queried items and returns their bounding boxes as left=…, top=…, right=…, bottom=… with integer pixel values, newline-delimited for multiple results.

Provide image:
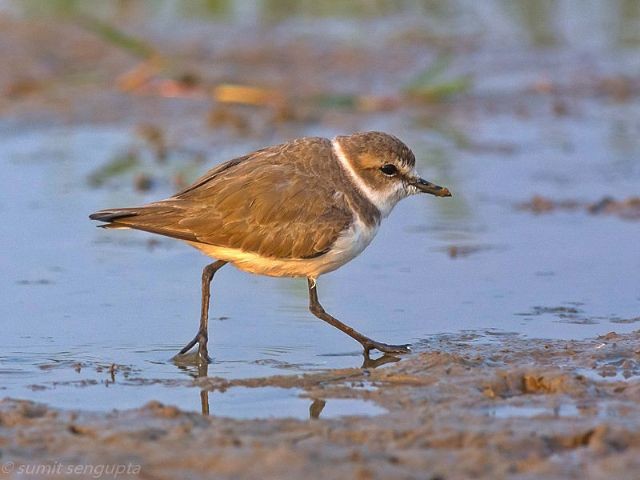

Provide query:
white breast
left=309, top=212, right=379, bottom=276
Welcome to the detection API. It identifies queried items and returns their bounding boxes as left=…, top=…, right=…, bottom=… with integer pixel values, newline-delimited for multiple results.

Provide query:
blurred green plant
left=88, top=151, right=140, bottom=187
left=311, top=94, right=359, bottom=109
left=503, top=0, right=558, bottom=47
left=16, top=0, right=156, bottom=59
left=618, top=0, right=640, bottom=46
left=174, top=0, right=233, bottom=19
left=404, top=54, right=472, bottom=101
left=260, top=0, right=406, bottom=21
left=77, top=15, right=156, bottom=59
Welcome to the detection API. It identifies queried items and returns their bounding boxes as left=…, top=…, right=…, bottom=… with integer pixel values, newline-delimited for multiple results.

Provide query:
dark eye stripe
left=380, top=164, right=398, bottom=176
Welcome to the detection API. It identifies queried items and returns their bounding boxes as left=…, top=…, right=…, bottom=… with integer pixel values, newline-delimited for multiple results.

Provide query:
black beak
left=411, top=178, right=452, bottom=197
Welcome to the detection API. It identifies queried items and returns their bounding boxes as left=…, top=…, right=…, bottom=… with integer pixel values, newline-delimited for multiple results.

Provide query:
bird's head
left=333, top=131, right=451, bottom=216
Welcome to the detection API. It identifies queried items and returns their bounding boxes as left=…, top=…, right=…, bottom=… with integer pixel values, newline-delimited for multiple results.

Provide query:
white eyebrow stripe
left=331, top=138, right=389, bottom=214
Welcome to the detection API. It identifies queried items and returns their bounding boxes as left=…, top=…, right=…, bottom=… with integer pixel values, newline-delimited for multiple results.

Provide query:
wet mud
left=2, top=331, right=640, bottom=479
left=518, top=195, right=640, bottom=220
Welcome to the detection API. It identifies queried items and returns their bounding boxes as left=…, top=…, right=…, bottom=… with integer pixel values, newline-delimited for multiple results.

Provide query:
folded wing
left=89, top=139, right=352, bottom=260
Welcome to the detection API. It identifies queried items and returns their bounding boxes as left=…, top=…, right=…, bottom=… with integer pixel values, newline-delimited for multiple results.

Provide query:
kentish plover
left=90, top=131, right=451, bottom=363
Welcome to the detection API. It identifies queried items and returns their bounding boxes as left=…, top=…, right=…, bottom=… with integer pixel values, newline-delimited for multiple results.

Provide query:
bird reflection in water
left=197, top=362, right=210, bottom=416
left=174, top=351, right=401, bottom=417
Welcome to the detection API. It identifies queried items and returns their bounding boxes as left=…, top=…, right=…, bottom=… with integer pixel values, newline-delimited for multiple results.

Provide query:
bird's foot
left=174, top=332, right=211, bottom=365
left=363, top=340, right=411, bottom=355
left=172, top=349, right=212, bottom=366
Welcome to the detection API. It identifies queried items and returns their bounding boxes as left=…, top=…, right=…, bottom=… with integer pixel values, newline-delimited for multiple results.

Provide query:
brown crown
left=335, top=131, right=416, bottom=169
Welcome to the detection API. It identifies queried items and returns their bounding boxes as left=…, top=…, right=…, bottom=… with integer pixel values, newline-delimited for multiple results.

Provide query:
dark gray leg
left=178, top=260, right=227, bottom=363
left=307, top=278, right=410, bottom=355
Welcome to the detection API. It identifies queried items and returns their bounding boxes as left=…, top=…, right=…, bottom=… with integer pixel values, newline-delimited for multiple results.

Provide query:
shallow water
left=486, top=404, right=581, bottom=419
left=1, top=1, right=640, bottom=416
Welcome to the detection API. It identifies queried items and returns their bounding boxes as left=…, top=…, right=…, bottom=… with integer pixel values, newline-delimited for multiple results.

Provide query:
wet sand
left=3, top=330, right=639, bottom=479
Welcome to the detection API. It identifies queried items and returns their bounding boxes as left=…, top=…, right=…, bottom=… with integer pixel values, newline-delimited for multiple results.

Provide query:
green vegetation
left=404, top=54, right=472, bottom=101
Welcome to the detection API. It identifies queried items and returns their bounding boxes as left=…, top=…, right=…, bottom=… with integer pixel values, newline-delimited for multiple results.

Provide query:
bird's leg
left=307, top=278, right=411, bottom=355
left=178, top=260, right=227, bottom=363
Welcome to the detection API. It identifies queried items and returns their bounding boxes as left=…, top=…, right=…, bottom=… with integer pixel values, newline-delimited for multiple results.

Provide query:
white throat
left=331, top=138, right=405, bottom=217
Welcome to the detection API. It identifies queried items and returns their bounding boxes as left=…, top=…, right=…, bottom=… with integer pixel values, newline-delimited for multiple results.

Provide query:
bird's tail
left=89, top=208, right=140, bottom=229
left=89, top=205, right=198, bottom=242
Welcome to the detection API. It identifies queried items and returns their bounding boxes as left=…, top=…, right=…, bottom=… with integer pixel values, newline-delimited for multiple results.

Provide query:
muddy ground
left=2, top=331, right=640, bottom=479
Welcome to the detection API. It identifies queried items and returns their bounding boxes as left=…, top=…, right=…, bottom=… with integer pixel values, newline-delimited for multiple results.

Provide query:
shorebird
left=90, top=131, right=451, bottom=363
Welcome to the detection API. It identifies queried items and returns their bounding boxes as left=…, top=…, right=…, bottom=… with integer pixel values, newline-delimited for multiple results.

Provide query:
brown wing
left=90, top=138, right=353, bottom=259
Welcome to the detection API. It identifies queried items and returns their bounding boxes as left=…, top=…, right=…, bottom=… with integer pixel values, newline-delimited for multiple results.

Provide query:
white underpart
left=188, top=214, right=377, bottom=279
left=331, top=138, right=407, bottom=218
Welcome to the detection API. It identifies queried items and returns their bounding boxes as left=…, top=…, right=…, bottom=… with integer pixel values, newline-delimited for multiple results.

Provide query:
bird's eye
left=380, top=164, right=398, bottom=176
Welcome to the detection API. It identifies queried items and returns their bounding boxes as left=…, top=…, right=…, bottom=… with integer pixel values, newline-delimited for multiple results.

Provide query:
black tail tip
left=89, top=211, right=113, bottom=222
left=89, top=210, right=135, bottom=222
